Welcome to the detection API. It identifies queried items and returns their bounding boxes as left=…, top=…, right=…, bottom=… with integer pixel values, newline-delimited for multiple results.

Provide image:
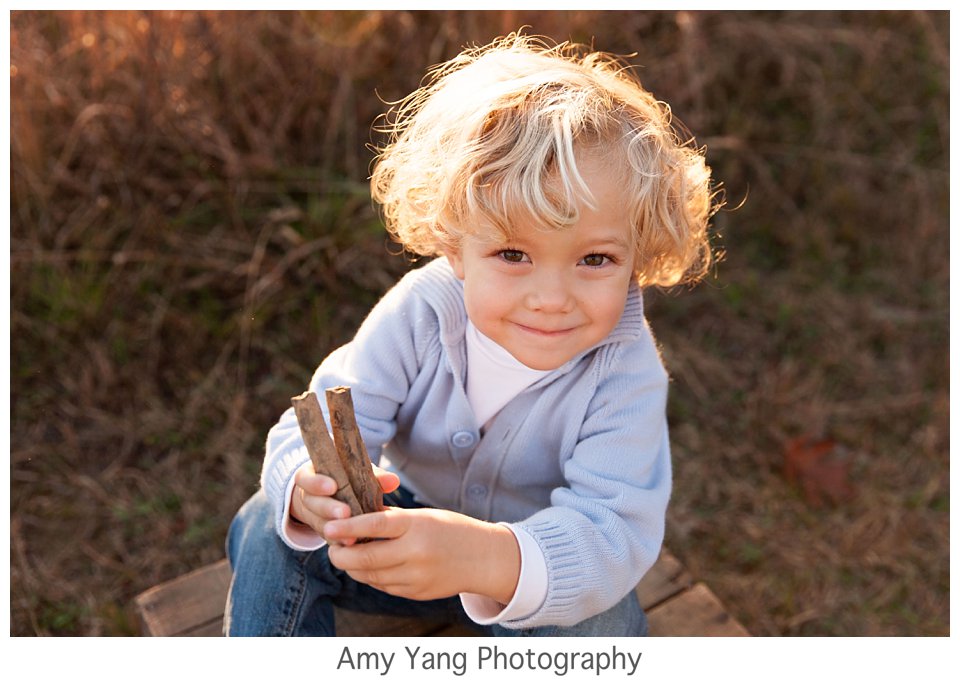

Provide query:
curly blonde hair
left=370, top=33, right=719, bottom=287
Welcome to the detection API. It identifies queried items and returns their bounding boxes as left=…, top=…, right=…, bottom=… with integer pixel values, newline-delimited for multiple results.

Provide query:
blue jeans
left=224, top=488, right=648, bottom=637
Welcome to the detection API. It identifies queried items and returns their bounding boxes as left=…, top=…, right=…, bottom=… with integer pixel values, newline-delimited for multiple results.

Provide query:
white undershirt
left=464, top=320, right=551, bottom=428
left=281, top=320, right=552, bottom=625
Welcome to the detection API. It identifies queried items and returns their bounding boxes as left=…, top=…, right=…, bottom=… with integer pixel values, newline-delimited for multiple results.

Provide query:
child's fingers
left=294, top=462, right=339, bottom=496
left=298, top=486, right=351, bottom=521
left=324, top=509, right=406, bottom=542
left=372, top=465, right=401, bottom=494
left=327, top=537, right=405, bottom=574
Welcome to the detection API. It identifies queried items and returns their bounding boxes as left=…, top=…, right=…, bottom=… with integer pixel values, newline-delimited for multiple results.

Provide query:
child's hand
left=290, top=461, right=400, bottom=540
left=324, top=508, right=521, bottom=603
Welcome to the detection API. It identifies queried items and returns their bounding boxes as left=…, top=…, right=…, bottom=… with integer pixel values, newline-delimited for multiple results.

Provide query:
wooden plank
left=136, top=559, right=436, bottom=636
left=180, top=617, right=230, bottom=637
left=134, top=559, right=232, bottom=637
left=336, top=610, right=449, bottom=637
left=647, top=582, right=750, bottom=636
left=135, top=551, right=746, bottom=637
left=430, top=622, right=482, bottom=636
left=636, top=549, right=693, bottom=610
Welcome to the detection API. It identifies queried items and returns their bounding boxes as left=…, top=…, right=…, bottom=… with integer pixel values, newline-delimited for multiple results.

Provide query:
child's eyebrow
left=584, top=236, right=631, bottom=251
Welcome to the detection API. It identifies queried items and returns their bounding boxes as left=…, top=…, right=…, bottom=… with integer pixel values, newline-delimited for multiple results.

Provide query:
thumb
left=373, top=465, right=401, bottom=494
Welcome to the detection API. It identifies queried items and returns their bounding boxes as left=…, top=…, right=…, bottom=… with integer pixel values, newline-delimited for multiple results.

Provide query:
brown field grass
left=10, top=10, right=948, bottom=636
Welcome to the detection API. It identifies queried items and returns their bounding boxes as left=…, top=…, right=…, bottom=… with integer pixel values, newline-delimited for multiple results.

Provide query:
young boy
left=225, top=33, right=716, bottom=636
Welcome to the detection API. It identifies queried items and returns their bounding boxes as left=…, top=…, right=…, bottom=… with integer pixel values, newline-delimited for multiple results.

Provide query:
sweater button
left=451, top=431, right=476, bottom=448
left=467, top=484, right=487, bottom=498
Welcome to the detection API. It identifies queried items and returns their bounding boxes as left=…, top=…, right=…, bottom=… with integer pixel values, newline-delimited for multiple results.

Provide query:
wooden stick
left=290, top=391, right=364, bottom=519
left=325, top=386, right=384, bottom=514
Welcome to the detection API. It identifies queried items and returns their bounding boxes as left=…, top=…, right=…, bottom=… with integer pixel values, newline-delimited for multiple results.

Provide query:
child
left=225, top=33, right=716, bottom=636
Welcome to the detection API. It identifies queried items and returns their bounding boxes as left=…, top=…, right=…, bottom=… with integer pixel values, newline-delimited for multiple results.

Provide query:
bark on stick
left=325, top=386, right=385, bottom=514
left=290, top=391, right=364, bottom=519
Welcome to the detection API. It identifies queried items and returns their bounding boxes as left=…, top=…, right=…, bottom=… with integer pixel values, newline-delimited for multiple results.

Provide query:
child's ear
left=444, top=248, right=466, bottom=280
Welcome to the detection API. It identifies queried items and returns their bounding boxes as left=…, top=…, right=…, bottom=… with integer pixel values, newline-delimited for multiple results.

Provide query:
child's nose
left=524, top=270, right=574, bottom=313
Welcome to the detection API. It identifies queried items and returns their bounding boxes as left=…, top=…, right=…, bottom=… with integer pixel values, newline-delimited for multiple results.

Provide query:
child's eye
left=497, top=249, right=528, bottom=264
left=580, top=253, right=611, bottom=267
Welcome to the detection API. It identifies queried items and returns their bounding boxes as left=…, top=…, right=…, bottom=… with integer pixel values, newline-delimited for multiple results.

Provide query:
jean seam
left=278, top=552, right=310, bottom=636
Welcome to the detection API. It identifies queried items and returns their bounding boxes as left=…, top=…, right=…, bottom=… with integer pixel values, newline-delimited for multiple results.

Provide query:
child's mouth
left=512, top=322, right=577, bottom=337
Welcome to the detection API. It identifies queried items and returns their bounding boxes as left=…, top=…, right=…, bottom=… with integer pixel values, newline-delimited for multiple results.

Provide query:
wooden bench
left=134, top=549, right=748, bottom=636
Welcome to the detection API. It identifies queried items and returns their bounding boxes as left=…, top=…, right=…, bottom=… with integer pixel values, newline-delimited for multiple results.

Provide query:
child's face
left=446, top=155, right=635, bottom=371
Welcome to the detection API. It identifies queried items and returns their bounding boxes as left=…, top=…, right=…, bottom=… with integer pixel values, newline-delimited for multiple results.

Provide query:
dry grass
left=10, top=10, right=948, bottom=636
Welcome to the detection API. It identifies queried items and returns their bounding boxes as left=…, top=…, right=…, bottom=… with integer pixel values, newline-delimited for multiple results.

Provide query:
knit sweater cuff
left=505, top=517, right=599, bottom=628
left=262, top=444, right=311, bottom=541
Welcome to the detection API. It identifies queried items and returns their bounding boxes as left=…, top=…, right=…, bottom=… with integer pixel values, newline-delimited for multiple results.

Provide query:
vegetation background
left=10, top=10, right=948, bottom=636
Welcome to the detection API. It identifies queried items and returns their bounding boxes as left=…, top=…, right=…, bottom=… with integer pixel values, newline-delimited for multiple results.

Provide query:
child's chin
left=512, top=350, right=569, bottom=372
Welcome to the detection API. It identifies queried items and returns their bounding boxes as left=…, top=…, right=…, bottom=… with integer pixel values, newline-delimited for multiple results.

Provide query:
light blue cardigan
left=260, top=257, right=671, bottom=629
